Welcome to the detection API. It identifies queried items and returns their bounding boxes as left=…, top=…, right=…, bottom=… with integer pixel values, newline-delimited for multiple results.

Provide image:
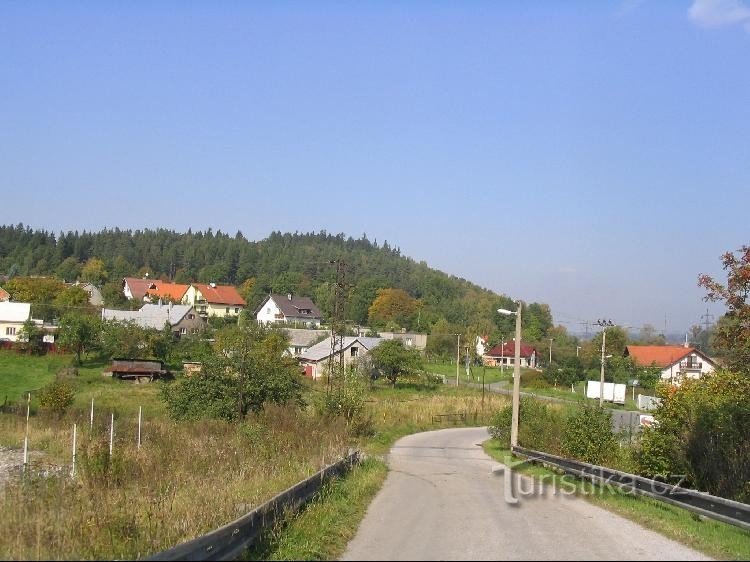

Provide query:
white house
left=0, top=302, right=34, bottom=342
left=256, top=294, right=322, bottom=327
left=625, top=345, right=717, bottom=384
left=298, top=336, right=382, bottom=380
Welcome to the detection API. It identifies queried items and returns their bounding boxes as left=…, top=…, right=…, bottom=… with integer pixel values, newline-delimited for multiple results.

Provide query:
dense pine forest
left=0, top=224, right=556, bottom=345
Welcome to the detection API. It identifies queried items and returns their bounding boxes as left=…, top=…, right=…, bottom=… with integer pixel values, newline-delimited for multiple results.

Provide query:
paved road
left=342, top=428, right=710, bottom=561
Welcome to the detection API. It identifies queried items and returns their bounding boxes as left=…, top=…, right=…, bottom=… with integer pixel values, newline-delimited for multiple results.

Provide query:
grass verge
left=483, top=439, right=750, bottom=561
left=244, top=457, right=387, bottom=561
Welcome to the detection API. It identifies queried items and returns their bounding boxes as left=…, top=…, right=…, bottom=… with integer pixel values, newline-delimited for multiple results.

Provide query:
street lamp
left=498, top=303, right=522, bottom=448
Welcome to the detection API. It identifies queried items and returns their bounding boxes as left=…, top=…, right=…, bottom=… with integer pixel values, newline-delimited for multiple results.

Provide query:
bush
left=562, top=403, right=618, bottom=465
left=314, top=366, right=373, bottom=436
left=635, top=371, right=750, bottom=501
left=37, top=379, right=75, bottom=417
left=488, top=397, right=565, bottom=454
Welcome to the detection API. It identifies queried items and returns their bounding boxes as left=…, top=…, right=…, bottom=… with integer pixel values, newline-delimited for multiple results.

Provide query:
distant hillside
left=0, top=224, right=553, bottom=339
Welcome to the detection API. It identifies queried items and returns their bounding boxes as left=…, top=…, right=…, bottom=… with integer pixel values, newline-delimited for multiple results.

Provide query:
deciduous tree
left=698, top=245, right=750, bottom=374
left=370, top=339, right=422, bottom=387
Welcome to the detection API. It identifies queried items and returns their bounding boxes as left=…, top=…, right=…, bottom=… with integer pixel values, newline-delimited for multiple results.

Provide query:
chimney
left=684, top=333, right=689, bottom=348
left=287, top=293, right=292, bottom=301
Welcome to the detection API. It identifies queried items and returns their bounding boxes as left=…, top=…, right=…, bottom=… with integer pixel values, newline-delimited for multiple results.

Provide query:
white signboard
left=637, top=394, right=662, bottom=411
left=586, top=381, right=626, bottom=404
left=42, top=334, right=55, bottom=344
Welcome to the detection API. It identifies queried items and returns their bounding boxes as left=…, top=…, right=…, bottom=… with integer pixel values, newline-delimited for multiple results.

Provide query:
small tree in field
left=370, top=339, right=422, bottom=387
left=698, top=245, right=750, bottom=374
left=58, top=313, right=100, bottom=365
left=163, top=323, right=303, bottom=421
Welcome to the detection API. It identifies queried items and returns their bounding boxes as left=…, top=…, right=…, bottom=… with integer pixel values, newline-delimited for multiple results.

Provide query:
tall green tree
left=80, top=257, right=109, bottom=286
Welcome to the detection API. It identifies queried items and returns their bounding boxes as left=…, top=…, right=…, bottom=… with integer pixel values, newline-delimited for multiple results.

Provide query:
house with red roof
left=0, top=286, right=9, bottom=302
left=182, top=283, right=247, bottom=318
left=483, top=340, right=537, bottom=369
left=122, top=277, right=189, bottom=303
left=625, top=345, right=717, bottom=384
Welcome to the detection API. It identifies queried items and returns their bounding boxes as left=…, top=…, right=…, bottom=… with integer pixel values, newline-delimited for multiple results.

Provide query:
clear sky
left=1, top=1, right=748, bottom=334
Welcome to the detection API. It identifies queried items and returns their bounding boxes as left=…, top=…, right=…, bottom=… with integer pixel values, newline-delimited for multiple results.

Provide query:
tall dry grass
left=0, top=406, right=349, bottom=560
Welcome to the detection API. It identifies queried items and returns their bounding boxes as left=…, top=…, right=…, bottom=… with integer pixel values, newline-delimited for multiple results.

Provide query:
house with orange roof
left=625, top=345, right=717, bottom=384
left=0, top=286, right=9, bottom=302
left=122, top=277, right=189, bottom=303
left=182, top=283, right=247, bottom=318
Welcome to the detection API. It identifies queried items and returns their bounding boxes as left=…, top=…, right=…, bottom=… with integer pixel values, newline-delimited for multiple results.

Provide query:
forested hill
left=0, top=224, right=554, bottom=339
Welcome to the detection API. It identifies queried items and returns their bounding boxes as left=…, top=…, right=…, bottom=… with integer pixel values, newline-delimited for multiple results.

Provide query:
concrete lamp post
left=498, top=303, right=522, bottom=448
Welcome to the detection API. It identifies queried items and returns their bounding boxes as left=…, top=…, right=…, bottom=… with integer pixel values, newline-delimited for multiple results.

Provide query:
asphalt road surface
left=342, top=427, right=710, bottom=561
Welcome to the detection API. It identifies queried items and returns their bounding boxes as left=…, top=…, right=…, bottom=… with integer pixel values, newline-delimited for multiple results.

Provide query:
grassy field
left=424, top=361, right=509, bottom=385
left=1, top=350, right=742, bottom=560
left=244, top=457, right=388, bottom=561
left=483, top=440, right=750, bottom=561
left=0, top=349, right=510, bottom=560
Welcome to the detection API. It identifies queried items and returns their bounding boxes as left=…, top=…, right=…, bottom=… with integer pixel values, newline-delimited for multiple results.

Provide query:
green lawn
left=0, top=351, right=69, bottom=404
left=483, top=439, right=750, bottom=560
left=0, top=350, right=166, bottom=417
left=424, top=361, right=509, bottom=385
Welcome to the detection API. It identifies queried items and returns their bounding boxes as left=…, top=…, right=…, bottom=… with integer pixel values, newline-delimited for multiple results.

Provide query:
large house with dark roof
left=483, top=340, right=538, bottom=369
left=256, top=294, right=323, bottom=327
left=625, top=345, right=716, bottom=384
left=182, top=283, right=246, bottom=318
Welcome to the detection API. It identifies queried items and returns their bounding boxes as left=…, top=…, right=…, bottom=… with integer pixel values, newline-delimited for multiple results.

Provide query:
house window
left=235, top=307, right=239, bottom=314
left=188, top=314, right=194, bottom=320
left=267, top=308, right=271, bottom=314
left=6, top=327, right=16, bottom=336
left=351, top=347, right=358, bottom=357
left=226, top=307, right=230, bottom=314
left=180, top=328, right=187, bottom=335
left=294, top=346, right=304, bottom=355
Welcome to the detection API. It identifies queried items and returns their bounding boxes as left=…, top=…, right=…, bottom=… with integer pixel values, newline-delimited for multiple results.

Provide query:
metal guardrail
left=512, top=446, right=750, bottom=531
left=146, top=450, right=361, bottom=561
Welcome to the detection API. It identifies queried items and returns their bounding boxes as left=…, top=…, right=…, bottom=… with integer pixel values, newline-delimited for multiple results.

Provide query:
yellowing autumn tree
left=367, top=288, right=418, bottom=329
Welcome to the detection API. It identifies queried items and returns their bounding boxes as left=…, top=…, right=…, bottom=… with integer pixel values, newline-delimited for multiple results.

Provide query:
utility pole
left=456, top=333, right=461, bottom=386
left=701, top=308, right=714, bottom=333
left=597, top=319, right=614, bottom=407
left=328, top=259, right=351, bottom=392
left=500, top=334, right=505, bottom=373
left=576, top=345, right=581, bottom=358
left=548, top=338, right=553, bottom=366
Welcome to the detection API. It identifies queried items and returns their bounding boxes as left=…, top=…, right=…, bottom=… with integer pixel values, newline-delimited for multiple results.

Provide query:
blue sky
left=1, top=1, right=748, bottom=334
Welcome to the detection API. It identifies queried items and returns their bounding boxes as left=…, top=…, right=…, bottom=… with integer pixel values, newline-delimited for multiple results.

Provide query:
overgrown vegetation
left=0, top=347, right=508, bottom=560
left=635, top=371, right=750, bottom=502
